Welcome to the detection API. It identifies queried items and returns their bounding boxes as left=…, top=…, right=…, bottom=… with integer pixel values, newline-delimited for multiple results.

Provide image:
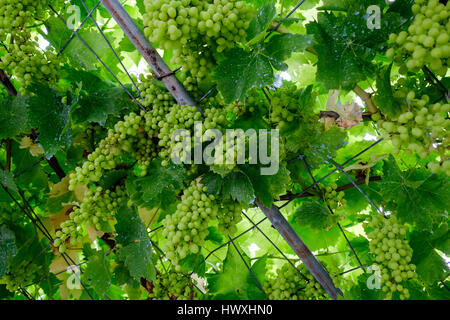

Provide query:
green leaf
left=373, top=64, right=400, bottom=119
left=115, top=205, right=155, bottom=281
left=294, top=199, right=340, bottom=231
left=306, top=9, right=403, bottom=89
left=178, top=253, right=205, bottom=276
left=410, top=231, right=449, bottom=285
left=11, top=141, right=47, bottom=189
left=207, top=244, right=266, bottom=300
left=71, top=87, right=134, bottom=125
left=246, top=2, right=277, bottom=43
left=83, top=246, right=111, bottom=297
left=0, top=225, right=17, bottom=278
left=126, top=159, right=186, bottom=210
left=200, top=172, right=222, bottom=195
left=214, top=48, right=273, bottom=103
left=380, top=156, right=449, bottom=230
left=0, top=95, right=28, bottom=140
left=97, top=169, right=129, bottom=190
left=26, top=83, right=71, bottom=157
left=0, top=169, right=18, bottom=195
left=262, top=34, right=315, bottom=71
left=222, top=171, right=255, bottom=204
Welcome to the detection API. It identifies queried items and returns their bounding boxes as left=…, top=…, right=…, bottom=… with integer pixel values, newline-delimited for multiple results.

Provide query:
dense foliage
left=0, top=0, right=448, bottom=301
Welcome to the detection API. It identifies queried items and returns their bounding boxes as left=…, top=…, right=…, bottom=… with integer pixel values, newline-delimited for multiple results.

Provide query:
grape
left=376, top=90, right=449, bottom=176
left=365, top=214, right=417, bottom=300
left=263, top=263, right=340, bottom=300
left=148, top=269, right=199, bottom=300
left=161, top=181, right=245, bottom=268
left=0, top=260, right=41, bottom=293
left=387, top=0, right=450, bottom=75
left=318, top=182, right=347, bottom=210
left=56, top=184, right=127, bottom=252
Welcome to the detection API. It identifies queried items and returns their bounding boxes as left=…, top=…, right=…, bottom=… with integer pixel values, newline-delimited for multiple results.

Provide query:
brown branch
left=354, top=84, right=378, bottom=114
left=0, top=69, right=17, bottom=96
left=279, top=176, right=382, bottom=201
left=257, top=200, right=343, bottom=300
left=47, top=156, right=66, bottom=180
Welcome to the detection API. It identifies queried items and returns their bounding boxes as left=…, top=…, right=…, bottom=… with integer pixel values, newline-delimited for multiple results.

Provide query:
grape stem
left=0, top=69, right=17, bottom=96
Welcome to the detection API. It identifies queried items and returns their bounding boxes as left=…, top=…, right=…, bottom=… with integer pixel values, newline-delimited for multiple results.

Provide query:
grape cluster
left=318, top=182, right=347, bottom=210
left=136, top=74, right=175, bottom=109
left=263, top=263, right=339, bottom=300
left=143, top=0, right=254, bottom=51
left=69, top=111, right=156, bottom=187
left=0, top=261, right=41, bottom=292
left=156, top=104, right=202, bottom=166
left=162, top=182, right=217, bottom=265
left=0, top=0, right=45, bottom=37
left=365, top=214, right=417, bottom=300
left=148, top=270, right=198, bottom=300
left=376, top=91, right=449, bottom=175
left=0, top=32, right=60, bottom=95
left=55, top=185, right=127, bottom=253
left=386, top=0, right=450, bottom=75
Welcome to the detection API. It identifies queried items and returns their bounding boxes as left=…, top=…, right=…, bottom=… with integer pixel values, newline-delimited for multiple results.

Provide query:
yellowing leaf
left=138, top=207, right=159, bottom=228
left=19, top=136, right=44, bottom=157
left=326, top=90, right=363, bottom=129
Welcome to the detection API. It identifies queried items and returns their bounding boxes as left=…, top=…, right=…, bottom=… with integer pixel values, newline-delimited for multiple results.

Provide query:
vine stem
left=103, top=0, right=342, bottom=300
left=354, top=85, right=378, bottom=114
left=0, top=69, right=17, bottom=96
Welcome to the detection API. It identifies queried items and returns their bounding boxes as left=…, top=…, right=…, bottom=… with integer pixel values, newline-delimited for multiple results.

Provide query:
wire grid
left=4, top=0, right=448, bottom=300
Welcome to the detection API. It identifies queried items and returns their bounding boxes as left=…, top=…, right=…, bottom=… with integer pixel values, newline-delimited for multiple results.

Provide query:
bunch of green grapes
left=264, top=263, right=339, bottom=300
left=216, top=200, right=245, bottom=235
left=270, top=86, right=320, bottom=135
left=0, top=33, right=60, bottom=95
left=376, top=91, right=449, bottom=175
left=365, top=214, right=417, bottom=300
left=69, top=111, right=154, bottom=188
left=172, top=46, right=216, bottom=87
left=0, top=0, right=46, bottom=38
left=143, top=0, right=254, bottom=51
left=386, top=0, right=450, bottom=75
left=318, top=182, right=347, bottom=210
left=136, top=74, right=175, bottom=109
left=0, top=261, right=41, bottom=292
left=55, top=185, right=127, bottom=253
left=156, top=104, right=202, bottom=167
left=161, top=181, right=217, bottom=266
left=148, top=270, right=198, bottom=300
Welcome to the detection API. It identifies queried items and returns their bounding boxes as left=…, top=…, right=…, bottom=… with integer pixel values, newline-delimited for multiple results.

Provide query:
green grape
left=263, top=263, right=341, bottom=300
left=317, top=182, right=347, bottom=210
left=136, top=74, right=175, bottom=109
left=365, top=214, right=417, bottom=300
left=161, top=181, right=245, bottom=268
left=377, top=90, right=449, bottom=175
left=387, top=0, right=450, bottom=75
left=0, top=260, right=41, bottom=293
left=56, top=184, right=127, bottom=252
left=148, top=269, right=199, bottom=300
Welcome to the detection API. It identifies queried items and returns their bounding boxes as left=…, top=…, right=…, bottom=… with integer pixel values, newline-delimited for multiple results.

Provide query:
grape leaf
left=71, top=87, right=134, bottom=125
left=126, top=159, right=186, bottom=210
left=246, top=2, right=277, bottom=43
left=0, top=95, right=28, bottom=140
left=0, top=169, right=18, bottom=196
left=11, top=141, right=47, bottom=189
left=0, top=225, right=17, bottom=278
left=262, top=34, right=315, bottom=71
left=115, top=205, right=155, bottom=281
left=97, top=169, right=129, bottom=190
left=380, top=156, right=449, bottom=231
left=214, top=48, right=273, bottom=104
left=207, top=244, right=266, bottom=300
left=294, top=199, right=340, bottom=231
left=306, top=8, right=403, bottom=89
left=409, top=231, right=449, bottom=285
left=373, top=64, right=401, bottom=119
left=200, top=172, right=222, bottom=195
left=26, top=83, right=71, bottom=157
left=83, top=246, right=111, bottom=297
left=222, top=171, right=255, bottom=205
